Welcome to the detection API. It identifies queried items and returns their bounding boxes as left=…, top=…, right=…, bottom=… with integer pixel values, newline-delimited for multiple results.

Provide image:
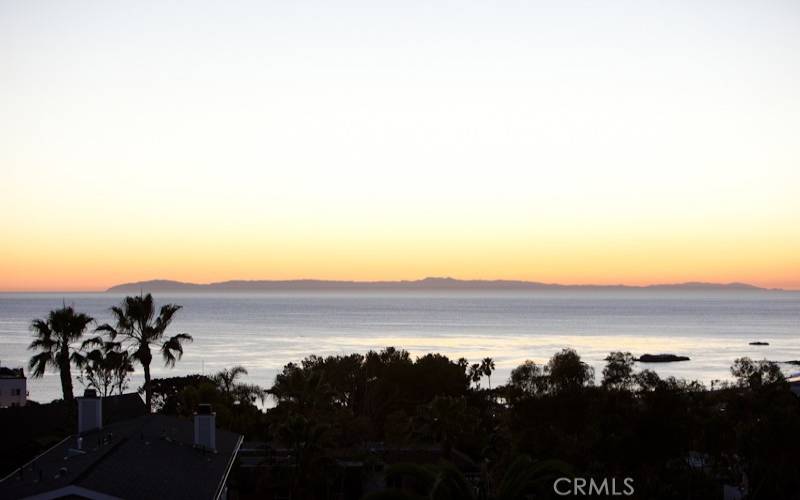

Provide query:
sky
left=1, top=0, right=799, bottom=291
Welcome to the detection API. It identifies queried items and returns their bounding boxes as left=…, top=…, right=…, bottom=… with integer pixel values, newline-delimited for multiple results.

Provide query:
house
left=0, top=390, right=242, bottom=500
left=789, top=374, right=800, bottom=397
left=0, top=391, right=149, bottom=478
left=0, top=366, right=27, bottom=408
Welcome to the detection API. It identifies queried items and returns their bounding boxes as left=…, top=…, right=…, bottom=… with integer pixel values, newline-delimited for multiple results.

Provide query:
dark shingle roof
left=0, top=414, right=242, bottom=500
left=0, top=393, right=148, bottom=478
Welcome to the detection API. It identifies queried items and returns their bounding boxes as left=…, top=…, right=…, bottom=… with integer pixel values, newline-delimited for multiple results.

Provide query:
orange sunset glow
left=2, top=2, right=799, bottom=292
left=2, top=212, right=798, bottom=291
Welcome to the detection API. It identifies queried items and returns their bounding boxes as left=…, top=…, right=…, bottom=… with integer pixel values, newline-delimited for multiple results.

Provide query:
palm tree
left=268, top=363, right=335, bottom=415
left=28, top=305, right=94, bottom=401
left=481, top=357, right=496, bottom=389
left=468, top=363, right=482, bottom=388
left=94, top=293, right=192, bottom=411
left=213, top=365, right=249, bottom=394
left=213, top=365, right=266, bottom=405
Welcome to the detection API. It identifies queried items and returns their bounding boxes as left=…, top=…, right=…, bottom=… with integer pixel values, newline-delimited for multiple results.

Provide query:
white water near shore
left=1, top=291, right=798, bottom=404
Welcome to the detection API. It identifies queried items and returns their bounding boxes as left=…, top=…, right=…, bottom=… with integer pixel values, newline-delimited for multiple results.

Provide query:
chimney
left=193, top=403, right=216, bottom=452
left=77, top=389, right=102, bottom=434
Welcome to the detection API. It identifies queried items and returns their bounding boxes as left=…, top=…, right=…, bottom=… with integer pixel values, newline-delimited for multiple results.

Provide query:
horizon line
left=2, top=276, right=797, bottom=293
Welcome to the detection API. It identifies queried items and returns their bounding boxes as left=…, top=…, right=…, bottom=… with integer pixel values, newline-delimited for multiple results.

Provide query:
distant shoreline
left=102, top=277, right=786, bottom=293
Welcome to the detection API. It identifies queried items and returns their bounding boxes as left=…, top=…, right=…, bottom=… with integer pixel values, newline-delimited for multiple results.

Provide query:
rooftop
left=0, top=367, right=24, bottom=379
left=0, top=413, right=242, bottom=500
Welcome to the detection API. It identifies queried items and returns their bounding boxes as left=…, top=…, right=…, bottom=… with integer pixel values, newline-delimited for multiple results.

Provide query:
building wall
left=0, top=378, right=27, bottom=407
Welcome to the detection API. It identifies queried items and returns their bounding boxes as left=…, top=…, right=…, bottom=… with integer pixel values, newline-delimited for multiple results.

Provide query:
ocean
left=1, top=291, right=798, bottom=404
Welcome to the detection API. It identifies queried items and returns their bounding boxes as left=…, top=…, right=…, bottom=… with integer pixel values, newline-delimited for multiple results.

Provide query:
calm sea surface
left=1, top=291, right=798, bottom=404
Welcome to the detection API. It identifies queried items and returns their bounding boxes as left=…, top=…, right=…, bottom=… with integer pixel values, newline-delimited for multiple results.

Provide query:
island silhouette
left=106, top=277, right=776, bottom=293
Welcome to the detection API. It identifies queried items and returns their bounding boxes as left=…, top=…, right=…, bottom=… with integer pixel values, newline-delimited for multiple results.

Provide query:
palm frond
left=230, top=365, right=248, bottom=378
left=161, top=347, right=177, bottom=367
left=126, top=294, right=155, bottom=334
left=108, top=305, right=132, bottom=330
left=67, top=311, right=94, bottom=341
left=81, top=335, right=105, bottom=350
left=29, top=318, right=52, bottom=338
left=28, top=351, right=54, bottom=378
left=160, top=333, right=192, bottom=367
left=172, top=332, right=193, bottom=342
left=103, top=340, right=123, bottom=352
left=153, top=304, right=182, bottom=337
left=28, top=337, right=56, bottom=351
left=71, top=351, right=88, bottom=368
left=94, top=323, right=120, bottom=339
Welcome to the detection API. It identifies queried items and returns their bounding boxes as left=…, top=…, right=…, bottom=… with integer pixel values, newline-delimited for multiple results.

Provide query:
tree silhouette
left=28, top=305, right=93, bottom=401
left=601, top=351, right=635, bottom=390
left=413, top=395, right=476, bottom=459
left=481, top=357, right=496, bottom=390
left=276, top=413, right=330, bottom=499
left=73, top=339, right=134, bottom=397
left=546, top=348, right=594, bottom=393
left=508, top=359, right=545, bottom=397
left=468, top=363, right=482, bottom=388
left=214, top=365, right=249, bottom=394
left=94, top=293, right=192, bottom=411
left=213, top=365, right=266, bottom=405
left=730, top=357, right=785, bottom=389
left=268, top=362, right=336, bottom=414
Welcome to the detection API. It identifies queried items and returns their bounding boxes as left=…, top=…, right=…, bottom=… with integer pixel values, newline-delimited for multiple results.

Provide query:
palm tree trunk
left=60, top=344, right=74, bottom=401
left=143, top=361, right=152, bottom=412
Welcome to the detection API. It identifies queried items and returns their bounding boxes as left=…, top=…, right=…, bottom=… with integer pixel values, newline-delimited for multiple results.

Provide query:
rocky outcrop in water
left=637, top=354, right=690, bottom=363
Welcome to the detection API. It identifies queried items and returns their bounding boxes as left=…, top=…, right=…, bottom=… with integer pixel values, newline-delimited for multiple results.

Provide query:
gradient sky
left=1, top=0, right=799, bottom=291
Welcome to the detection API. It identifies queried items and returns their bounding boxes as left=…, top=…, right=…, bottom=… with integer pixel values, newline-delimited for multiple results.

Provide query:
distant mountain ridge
left=106, top=277, right=778, bottom=293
